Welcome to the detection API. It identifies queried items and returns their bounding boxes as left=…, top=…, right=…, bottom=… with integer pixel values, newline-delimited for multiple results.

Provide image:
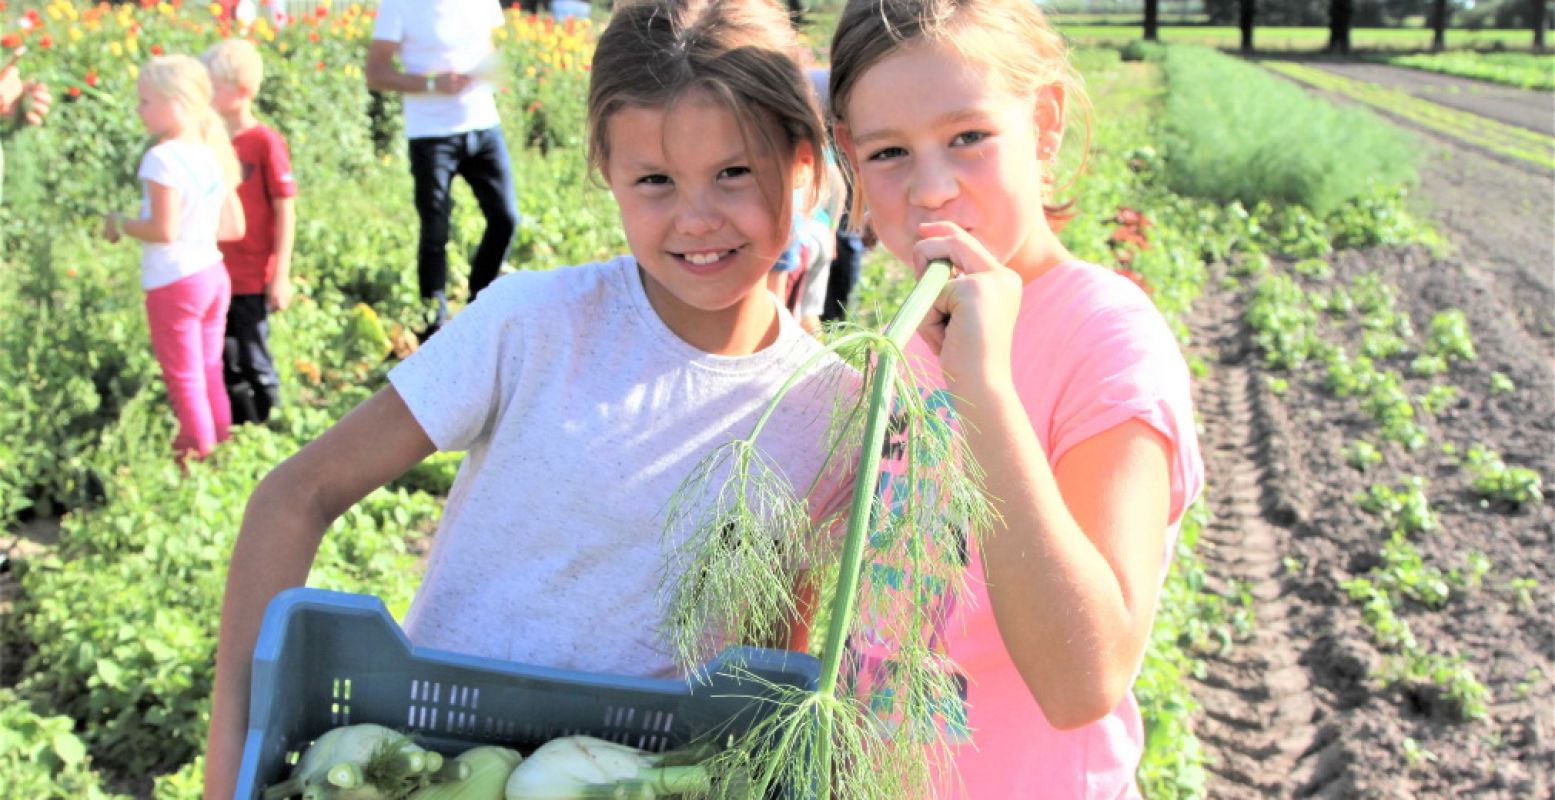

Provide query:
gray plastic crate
left=234, top=588, right=820, bottom=799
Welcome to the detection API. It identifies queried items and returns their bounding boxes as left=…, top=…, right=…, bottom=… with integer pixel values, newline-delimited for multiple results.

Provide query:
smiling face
left=604, top=90, right=811, bottom=353
left=839, top=38, right=1064, bottom=279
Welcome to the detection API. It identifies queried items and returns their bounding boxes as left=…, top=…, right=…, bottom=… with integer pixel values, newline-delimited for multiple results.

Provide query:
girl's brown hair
left=586, top=0, right=825, bottom=216
left=828, top=0, right=1091, bottom=228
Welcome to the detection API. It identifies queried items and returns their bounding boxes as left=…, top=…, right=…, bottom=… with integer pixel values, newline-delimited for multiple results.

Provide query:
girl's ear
left=790, top=139, right=818, bottom=207
left=1034, top=83, right=1066, bottom=162
left=833, top=120, right=857, bottom=174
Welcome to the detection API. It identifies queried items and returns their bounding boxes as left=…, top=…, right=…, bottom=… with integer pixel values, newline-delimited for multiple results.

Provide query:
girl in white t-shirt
left=202, top=1, right=853, bottom=796
left=104, top=55, right=245, bottom=461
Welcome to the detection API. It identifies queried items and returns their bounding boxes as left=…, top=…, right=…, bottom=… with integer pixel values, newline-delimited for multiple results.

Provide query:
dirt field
left=1310, top=61, right=1555, bottom=137
left=1188, top=65, right=1555, bottom=798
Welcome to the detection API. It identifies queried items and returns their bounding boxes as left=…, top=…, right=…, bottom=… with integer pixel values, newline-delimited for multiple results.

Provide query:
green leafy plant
left=1489, top=372, right=1517, bottom=395
left=1379, top=651, right=1490, bottom=721
left=1418, top=384, right=1459, bottom=416
left=1344, top=440, right=1383, bottom=472
left=1357, top=477, right=1437, bottom=536
left=1464, top=445, right=1545, bottom=506
left=662, top=262, right=994, bottom=800
left=1426, top=309, right=1477, bottom=362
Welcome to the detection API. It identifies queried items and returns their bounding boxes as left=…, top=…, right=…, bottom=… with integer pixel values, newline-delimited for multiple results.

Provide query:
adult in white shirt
left=367, top=0, right=519, bottom=339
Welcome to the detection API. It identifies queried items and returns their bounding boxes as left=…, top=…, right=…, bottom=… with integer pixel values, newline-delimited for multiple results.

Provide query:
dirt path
left=1188, top=288, right=1338, bottom=797
left=1411, top=130, right=1555, bottom=362
left=1304, top=61, right=1555, bottom=137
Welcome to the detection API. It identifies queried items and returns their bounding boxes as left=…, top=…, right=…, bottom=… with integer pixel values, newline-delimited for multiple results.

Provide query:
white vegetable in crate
left=504, top=736, right=712, bottom=800
left=263, top=723, right=449, bottom=800
left=409, top=746, right=524, bottom=800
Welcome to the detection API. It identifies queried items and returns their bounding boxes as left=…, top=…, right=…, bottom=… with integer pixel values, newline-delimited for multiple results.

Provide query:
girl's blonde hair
left=139, top=54, right=242, bottom=192
left=828, top=0, right=1091, bottom=228
left=586, top=0, right=826, bottom=219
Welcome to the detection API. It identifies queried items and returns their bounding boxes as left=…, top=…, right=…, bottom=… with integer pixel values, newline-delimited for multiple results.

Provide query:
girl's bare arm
left=202, top=387, right=437, bottom=799
left=956, top=383, right=1171, bottom=730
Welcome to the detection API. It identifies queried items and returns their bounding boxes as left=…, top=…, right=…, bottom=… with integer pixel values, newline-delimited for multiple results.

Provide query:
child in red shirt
left=204, top=39, right=297, bottom=424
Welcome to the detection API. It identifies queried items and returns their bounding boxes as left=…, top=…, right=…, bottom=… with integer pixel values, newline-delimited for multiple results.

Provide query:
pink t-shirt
left=853, top=259, right=1204, bottom=798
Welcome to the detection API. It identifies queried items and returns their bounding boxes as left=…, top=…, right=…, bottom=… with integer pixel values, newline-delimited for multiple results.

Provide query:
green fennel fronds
left=660, top=261, right=995, bottom=799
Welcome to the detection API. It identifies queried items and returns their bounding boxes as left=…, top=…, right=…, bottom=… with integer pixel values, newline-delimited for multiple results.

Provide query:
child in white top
left=202, top=1, right=848, bottom=796
left=104, top=55, right=244, bottom=461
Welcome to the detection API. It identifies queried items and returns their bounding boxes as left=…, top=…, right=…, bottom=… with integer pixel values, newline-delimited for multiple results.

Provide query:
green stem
left=811, top=261, right=952, bottom=797
left=260, top=777, right=304, bottom=800
left=633, top=764, right=713, bottom=795
left=815, top=259, right=950, bottom=694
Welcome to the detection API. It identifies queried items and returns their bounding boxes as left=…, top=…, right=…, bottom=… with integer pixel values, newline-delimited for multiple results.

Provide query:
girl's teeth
left=685, top=251, right=725, bottom=266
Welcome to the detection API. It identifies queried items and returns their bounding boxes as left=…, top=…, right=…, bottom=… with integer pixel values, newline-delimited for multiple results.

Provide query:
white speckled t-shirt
left=389, top=255, right=853, bottom=678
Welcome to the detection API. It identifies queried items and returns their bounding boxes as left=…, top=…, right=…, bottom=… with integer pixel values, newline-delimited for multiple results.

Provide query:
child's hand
left=266, top=280, right=293, bottom=313
left=432, top=72, right=472, bottom=95
left=912, top=221, right=1022, bottom=395
left=102, top=212, right=122, bottom=244
left=21, top=80, right=50, bottom=126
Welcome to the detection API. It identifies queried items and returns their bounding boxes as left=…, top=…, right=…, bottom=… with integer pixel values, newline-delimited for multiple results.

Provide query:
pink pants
left=144, top=265, right=232, bottom=460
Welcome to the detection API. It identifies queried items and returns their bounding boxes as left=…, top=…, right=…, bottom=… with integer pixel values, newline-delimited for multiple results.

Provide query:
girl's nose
left=907, top=156, right=959, bottom=211
left=673, top=193, right=723, bottom=238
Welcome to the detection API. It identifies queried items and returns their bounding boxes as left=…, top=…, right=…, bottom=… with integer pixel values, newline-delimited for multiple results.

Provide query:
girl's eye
left=866, top=146, right=907, bottom=162
left=718, top=166, right=752, bottom=180
left=636, top=174, right=672, bottom=187
left=952, top=131, right=990, bottom=147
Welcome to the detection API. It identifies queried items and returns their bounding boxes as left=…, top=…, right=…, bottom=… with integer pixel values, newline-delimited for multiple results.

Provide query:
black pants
left=224, top=293, right=281, bottom=425
left=408, top=126, right=519, bottom=302
left=822, top=226, right=865, bottom=324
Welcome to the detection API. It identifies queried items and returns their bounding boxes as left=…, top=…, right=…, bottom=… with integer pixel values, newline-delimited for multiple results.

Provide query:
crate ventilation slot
left=330, top=677, right=353, bottom=725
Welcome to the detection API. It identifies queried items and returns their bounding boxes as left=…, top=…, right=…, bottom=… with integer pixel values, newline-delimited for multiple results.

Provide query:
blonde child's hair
left=586, top=0, right=826, bottom=222
left=828, top=0, right=1092, bottom=228
left=202, top=38, right=265, bottom=96
left=139, top=54, right=243, bottom=192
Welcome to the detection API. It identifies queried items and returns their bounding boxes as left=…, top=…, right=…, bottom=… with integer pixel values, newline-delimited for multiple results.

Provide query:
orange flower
left=68, top=85, right=81, bottom=98
left=39, top=34, right=52, bottom=49
left=308, top=30, right=319, bottom=42
left=1, top=33, right=21, bottom=49
left=85, top=68, right=98, bottom=86
left=150, top=43, right=164, bottom=55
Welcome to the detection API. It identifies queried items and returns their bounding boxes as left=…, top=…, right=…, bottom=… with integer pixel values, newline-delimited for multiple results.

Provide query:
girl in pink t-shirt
left=827, top=0, right=1205, bottom=796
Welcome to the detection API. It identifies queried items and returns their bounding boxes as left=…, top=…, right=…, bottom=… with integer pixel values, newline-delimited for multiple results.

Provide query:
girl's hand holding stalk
left=911, top=220, right=1022, bottom=398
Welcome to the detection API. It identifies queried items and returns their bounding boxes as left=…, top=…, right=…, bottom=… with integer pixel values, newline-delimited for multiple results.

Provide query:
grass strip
left=1263, top=61, right=1555, bottom=170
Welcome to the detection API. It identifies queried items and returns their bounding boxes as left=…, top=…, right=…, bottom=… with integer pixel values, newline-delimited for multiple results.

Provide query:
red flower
left=38, top=34, right=52, bottom=49
left=85, top=69, right=98, bottom=87
left=0, top=2, right=8, bottom=13
left=308, top=31, right=320, bottom=42
left=1, top=34, right=21, bottom=49
left=315, top=5, right=327, bottom=18
left=151, top=43, right=165, bottom=55
left=314, top=60, right=325, bottom=71
left=24, top=8, right=39, bottom=23
left=139, top=0, right=156, bottom=8
left=68, top=85, right=81, bottom=98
